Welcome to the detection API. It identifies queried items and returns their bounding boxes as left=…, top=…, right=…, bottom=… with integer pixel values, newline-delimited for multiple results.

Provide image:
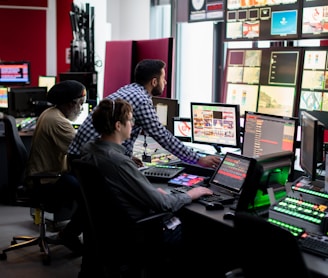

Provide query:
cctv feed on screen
left=190, top=102, right=241, bottom=154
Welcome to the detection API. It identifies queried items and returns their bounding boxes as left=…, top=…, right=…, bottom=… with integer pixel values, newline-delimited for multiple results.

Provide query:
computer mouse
left=205, top=202, right=224, bottom=210
left=223, top=211, right=235, bottom=220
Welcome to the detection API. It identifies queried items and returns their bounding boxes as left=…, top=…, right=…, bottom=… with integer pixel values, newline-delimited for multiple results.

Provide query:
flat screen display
left=190, top=102, right=241, bottom=149
left=224, top=0, right=301, bottom=41
left=242, top=111, right=298, bottom=158
left=38, top=76, right=56, bottom=92
left=8, top=86, right=48, bottom=118
left=172, top=117, right=192, bottom=142
left=0, top=87, right=8, bottom=109
left=302, top=0, right=328, bottom=39
left=0, top=61, right=31, bottom=85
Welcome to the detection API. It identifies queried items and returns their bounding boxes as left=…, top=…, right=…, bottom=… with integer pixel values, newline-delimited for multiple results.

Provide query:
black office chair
left=71, top=159, right=176, bottom=278
left=0, top=113, right=73, bottom=265
left=225, top=211, right=313, bottom=278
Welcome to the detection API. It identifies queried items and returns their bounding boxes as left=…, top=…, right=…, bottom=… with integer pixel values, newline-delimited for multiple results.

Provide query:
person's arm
left=134, top=100, right=220, bottom=168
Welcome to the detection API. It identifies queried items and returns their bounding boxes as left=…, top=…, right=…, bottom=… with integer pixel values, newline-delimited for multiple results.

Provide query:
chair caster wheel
left=42, top=254, right=51, bottom=265
left=11, top=240, right=17, bottom=245
left=0, top=252, right=7, bottom=260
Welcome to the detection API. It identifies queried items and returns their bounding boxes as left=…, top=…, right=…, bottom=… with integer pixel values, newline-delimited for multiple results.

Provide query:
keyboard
left=268, top=217, right=328, bottom=259
left=298, top=233, right=328, bottom=258
left=171, top=186, right=235, bottom=205
left=141, top=165, right=185, bottom=181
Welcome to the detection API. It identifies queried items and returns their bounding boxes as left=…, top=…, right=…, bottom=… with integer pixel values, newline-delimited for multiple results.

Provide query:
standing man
left=68, top=59, right=220, bottom=168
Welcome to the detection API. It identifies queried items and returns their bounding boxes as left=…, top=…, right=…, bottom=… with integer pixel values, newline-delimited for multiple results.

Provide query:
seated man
left=79, top=98, right=214, bottom=277
left=26, top=80, right=87, bottom=255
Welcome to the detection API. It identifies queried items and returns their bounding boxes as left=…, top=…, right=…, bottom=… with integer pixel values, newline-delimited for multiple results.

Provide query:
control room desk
left=153, top=181, right=328, bottom=278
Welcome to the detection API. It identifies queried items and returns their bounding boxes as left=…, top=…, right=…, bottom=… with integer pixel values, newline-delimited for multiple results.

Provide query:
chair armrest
left=136, top=212, right=172, bottom=225
left=29, top=172, right=61, bottom=179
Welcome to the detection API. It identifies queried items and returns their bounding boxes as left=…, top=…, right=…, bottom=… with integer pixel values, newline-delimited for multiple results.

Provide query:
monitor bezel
left=8, top=86, right=48, bottom=118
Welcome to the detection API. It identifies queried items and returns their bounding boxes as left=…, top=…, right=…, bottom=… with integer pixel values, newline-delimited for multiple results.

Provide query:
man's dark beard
left=151, top=84, right=162, bottom=97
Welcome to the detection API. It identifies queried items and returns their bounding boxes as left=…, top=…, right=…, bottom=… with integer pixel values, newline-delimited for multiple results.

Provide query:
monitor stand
left=212, top=144, right=221, bottom=155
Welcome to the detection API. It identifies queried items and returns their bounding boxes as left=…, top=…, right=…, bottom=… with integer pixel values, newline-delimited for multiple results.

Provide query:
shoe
left=57, top=230, right=83, bottom=256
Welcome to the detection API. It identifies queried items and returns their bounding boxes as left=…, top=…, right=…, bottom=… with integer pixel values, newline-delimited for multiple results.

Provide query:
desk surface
left=154, top=181, right=328, bottom=277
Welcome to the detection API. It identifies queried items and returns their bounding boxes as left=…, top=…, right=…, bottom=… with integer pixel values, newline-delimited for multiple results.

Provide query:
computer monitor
left=0, top=61, right=31, bottom=86
left=70, top=99, right=96, bottom=129
left=190, top=102, right=241, bottom=153
left=152, top=96, right=179, bottom=133
left=38, top=75, right=56, bottom=92
left=242, top=111, right=298, bottom=157
left=172, top=117, right=192, bottom=142
left=0, top=87, right=8, bottom=110
left=299, top=111, right=325, bottom=182
left=8, top=86, right=48, bottom=118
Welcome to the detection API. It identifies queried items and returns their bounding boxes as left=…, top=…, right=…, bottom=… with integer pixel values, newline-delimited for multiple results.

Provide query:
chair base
left=0, top=232, right=59, bottom=265
left=0, top=209, right=62, bottom=265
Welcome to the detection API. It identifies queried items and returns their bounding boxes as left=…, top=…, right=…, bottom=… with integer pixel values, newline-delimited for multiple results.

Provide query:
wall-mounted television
left=299, top=47, right=328, bottom=112
left=0, top=61, right=31, bottom=86
left=301, top=0, right=328, bottom=39
left=190, top=102, right=241, bottom=153
left=223, top=47, right=301, bottom=117
left=224, top=0, right=301, bottom=41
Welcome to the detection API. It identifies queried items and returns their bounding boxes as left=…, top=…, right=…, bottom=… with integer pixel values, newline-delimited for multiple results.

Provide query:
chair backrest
left=231, top=211, right=312, bottom=278
left=1, top=113, right=29, bottom=204
left=71, top=159, right=170, bottom=277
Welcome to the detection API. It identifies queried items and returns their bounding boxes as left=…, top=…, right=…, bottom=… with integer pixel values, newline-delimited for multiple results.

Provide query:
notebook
left=199, top=152, right=257, bottom=204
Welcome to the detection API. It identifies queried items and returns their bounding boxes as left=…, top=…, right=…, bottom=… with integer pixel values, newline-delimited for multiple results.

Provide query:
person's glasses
left=128, top=117, right=135, bottom=125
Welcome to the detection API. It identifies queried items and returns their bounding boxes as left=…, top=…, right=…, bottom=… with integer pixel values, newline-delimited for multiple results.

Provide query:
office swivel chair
left=225, top=211, right=312, bottom=278
left=0, top=113, right=72, bottom=265
left=71, top=159, right=175, bottom=278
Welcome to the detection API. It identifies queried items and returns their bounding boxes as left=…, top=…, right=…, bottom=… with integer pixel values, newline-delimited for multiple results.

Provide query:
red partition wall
left=0, top=8, right=46, bottom=86
left=135, top=37, right=174, bottom=98
left=103, top=37, right=174, bottom=99
left=103, top=41, right=135, bottom=98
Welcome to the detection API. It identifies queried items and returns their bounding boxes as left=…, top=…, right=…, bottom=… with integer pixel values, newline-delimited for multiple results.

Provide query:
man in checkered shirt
left=68, top=59, right=220, bottom=169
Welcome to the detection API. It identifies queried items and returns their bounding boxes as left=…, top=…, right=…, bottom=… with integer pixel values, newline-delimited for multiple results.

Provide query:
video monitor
left=299, top=110, right=325, bottom=181
left=0, top=61, right=31, bottom=86
left=8, top=86, right=48, bottom=118
left=268, top=51, right=300, bottom=86
left=172, top=117, right=192, bottom=142
left=0, top=87, right=8, bottom=109
left=242, top=111, right=298, bottom=157
left=152, top=96, right=179, bottom=134
left=270, top=10, right=298, bottom=36
left=257, top=85, right=295, bottom=117
left=301, top=0, right=328, bottom=39
left=71, top=99, right=96, bottom=130
left=38, top=75, right=56, bottom=92
left=224, top=0, right=301, bottom=41
left=190, top=102, right=241, bottom=152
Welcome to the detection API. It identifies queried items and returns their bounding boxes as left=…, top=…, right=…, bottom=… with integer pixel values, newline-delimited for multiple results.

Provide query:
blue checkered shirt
left=68, top=83, right=200, bottom=164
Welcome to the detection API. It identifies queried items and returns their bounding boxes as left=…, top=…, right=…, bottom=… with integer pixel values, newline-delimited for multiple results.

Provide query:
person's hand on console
left=186, top=187, right=213, bottom=200
left=197, top=155, right=221, bottom=169
left=132, top=156, right=144, bottom=168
